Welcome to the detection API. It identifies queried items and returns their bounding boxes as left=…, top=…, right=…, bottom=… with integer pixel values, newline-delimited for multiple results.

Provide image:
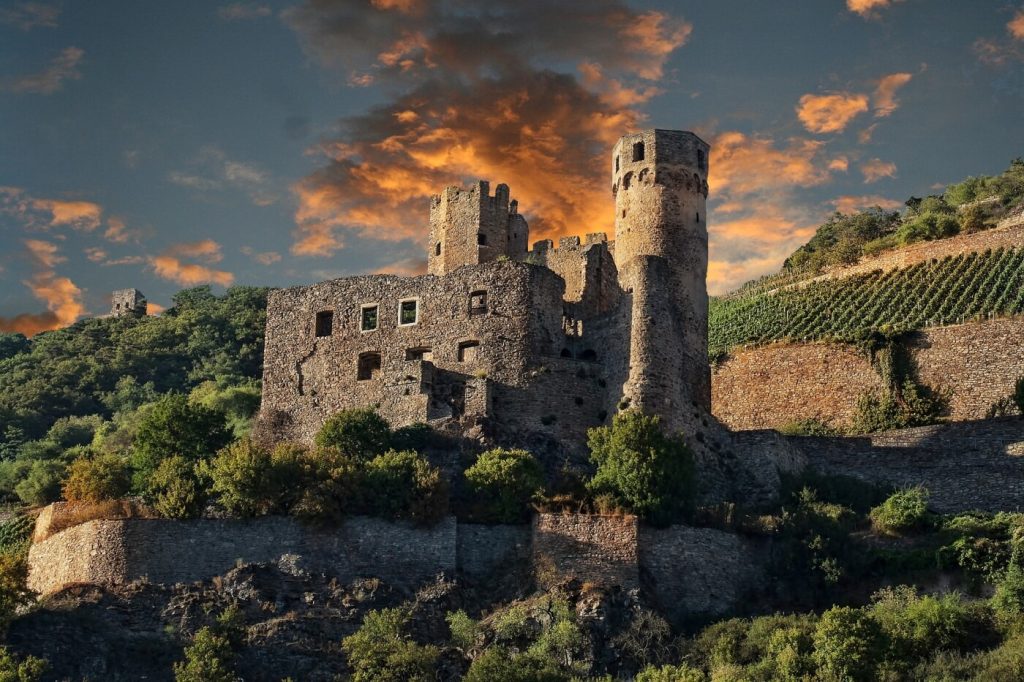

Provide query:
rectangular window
left=470, top=290, right=487, bottom=315
left=477, top=233, right=487, bottom=246
left=406, top=347, right=432, bottom=361
left=458, top=340, right=480, bottom=362
left=399, top=299, right=418, bottom=326
left=632, top=141, right=645, bottom=162
left=360, top=304, right=378, bottom=331
left=357, top=352, right=381, bottom=381
left=315, top=310, right=334, bottom=337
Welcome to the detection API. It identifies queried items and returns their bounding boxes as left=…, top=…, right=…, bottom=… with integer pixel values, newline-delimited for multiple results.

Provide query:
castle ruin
left=109, top=289, right=147, bottom=317
left=256, top=130, right=712, bottom=456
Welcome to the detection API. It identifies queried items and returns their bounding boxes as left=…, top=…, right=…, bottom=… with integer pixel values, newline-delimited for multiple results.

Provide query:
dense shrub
left=360, top=450, right=448, bottom=524
left=586, top=411, right=695, bottom=525
left=870, top=487, right=930, bottom=535
left=0, top=547, right=32, bottom=634
left=148, top=456, right=207, bottom=519
left=851, top=380, right=947, bottom=434
left=774, top=489, right=860, bottom=595
left=463, top=448, right=544, bottom=523
left=812, top=606, right=884, bottom=682
left=13, top=460, right=64, bottom=506
left=314, top=408, right=391, bottom=461
left=173, top=627, right=235, bottom=682
left=291, top=446, right=362, bottom=524
left=203, top=440, right=301, bottom=517
left=1015, top=376, right=1024, bottom=415
left=635, top=664, right=706, bottom=682
left=0, top=647, right=47, bottom=681
left=131, top=395, right=231, bottom=483
left=189, top=381, right=262, bottom=438
left=341, top=608, right=439, bottom=682
left=62, top=453, right=131, bottom=503
left=992, top=546, right=1024, bottom=620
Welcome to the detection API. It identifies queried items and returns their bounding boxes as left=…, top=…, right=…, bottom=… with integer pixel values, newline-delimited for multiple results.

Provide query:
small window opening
left=697, top=149, right=706, bottom=171
left=477, top=233, right=487, bottom=246
left=357, top=352, right=381, bottom=381
left=469, top=290, right=487, bottom=315
left=580, top=349, right=598, bottom=362
left=360, top=305, right=378, bottom=331
left=632, top=141, right=645, bottom=162
left=560, top=348, right=572, bottom=358
left=435, top=242, right=441, bottom=256
left=315, top=310, right=334, bottom=337
left=399, top=299, right=418, bottom=325
left=622, top=171, right=632, bottom=190
left=406, top=346, right=433, bottom=361
left=115, top=303, right=121, bottom=310
left=615, top=155, right=620, bottom=172
left=696, top=212, right=700, bottom=222
left=458, top=340, right=480, bottom=362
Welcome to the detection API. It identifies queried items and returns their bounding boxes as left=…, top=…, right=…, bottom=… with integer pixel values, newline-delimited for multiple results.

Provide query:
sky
left=1, top=0, right=1023, bottom=335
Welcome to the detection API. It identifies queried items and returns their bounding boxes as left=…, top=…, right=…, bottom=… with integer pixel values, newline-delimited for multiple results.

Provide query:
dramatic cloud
left=796, top=92, right=870, bottom=134
left=830, top=194, right=904, bottom=213
left=873, top=72, right=913, bottom=117
left=847, top=0, right=901, bottom=19
left=0, top=186, right=103, bottom=231
left=218, top=3, right=272, bottom=21
left=241, top=246, right=282, bottom=265
left=369, top=256, right=428, bottom=277
left=150, top=240, right=235, bottom=287
left=828, top=157, right=850, bottom=172
left=0, top=239, right=85, bottom=336
left=103, top=216, right=140, bottom=243
left=707, top=132, right=834, bottom=293
left=0, top=2, right=60, bottom=30
left=1010, top=10, right=1024, bottom=40
left=85, top=247, right=108, bottom=263
left=861, top=158, right=898, bottom=183
left=284, top=0, right=691, bottom=257
left=4, top=46, right=83, bottom=94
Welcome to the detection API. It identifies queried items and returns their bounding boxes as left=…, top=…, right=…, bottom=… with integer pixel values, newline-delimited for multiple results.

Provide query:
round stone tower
left=612, top=129, right=711, bottom=430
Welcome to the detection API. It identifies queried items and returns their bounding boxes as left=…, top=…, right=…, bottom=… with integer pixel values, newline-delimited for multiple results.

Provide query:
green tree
left=586, top=411, right=695, bottom=525
left=463, top=448, right=544, bottom=523
left=202, top=440, right=301, bottom=517
left=813, top=606, right=884, bottom=682
left=341, top=608, right=438, bottom=682
left=361, top=450, right=448, bottom=524
left=13, top=461, right=64, bottom=506
left=62, top=453, right=131, bottom=503
left=314, top=408, right=391, bottom=461
left=993, top=545, right=1024, bottom=620
left=292, top=446, right=362, bottom=523
left=0, top=647, right=47, bottom=681
left=173, top=627, right=236, bottom=682
left=131, top=394, right=231, bottom=483
left=148, top=456, right=207, bottom=519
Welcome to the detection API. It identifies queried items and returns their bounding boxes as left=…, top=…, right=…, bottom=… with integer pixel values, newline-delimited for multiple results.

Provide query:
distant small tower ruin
left=427, top=181, right=529, bottom=276
left=110, top=289, right=147, bottom=317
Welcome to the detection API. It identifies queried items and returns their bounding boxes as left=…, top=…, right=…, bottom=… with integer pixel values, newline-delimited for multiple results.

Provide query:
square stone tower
left=110, top=289, right=147, bottom=317
left=427, top=181, right=529, bottom=275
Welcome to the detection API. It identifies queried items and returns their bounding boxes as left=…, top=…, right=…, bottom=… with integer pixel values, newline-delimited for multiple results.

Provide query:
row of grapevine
left=709, top=246, right=1024, bottom=356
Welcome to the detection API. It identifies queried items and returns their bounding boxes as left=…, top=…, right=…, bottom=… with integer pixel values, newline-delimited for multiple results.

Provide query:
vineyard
left=709, top=247, right=1024, bottom=357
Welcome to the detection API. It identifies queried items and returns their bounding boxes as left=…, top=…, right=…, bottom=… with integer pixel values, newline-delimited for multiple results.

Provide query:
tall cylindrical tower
left=612, top=129, right=711, bottom=429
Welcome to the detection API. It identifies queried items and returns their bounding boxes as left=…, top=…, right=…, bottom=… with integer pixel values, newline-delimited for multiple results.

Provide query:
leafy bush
left=360, top=450, right=448, bottom=524
left=148, top=456, right=207, bottom=519
left=446, top=610, right=480, bottom=651
left=62, top=453, right=131, bottom=503
left=341, top=608, right=439, bottom=682
left=635, top=664, right=706, bottom=682
left=870, top=487, right=930, bottom=535
left=463, top=448, right=544, bottom=523
left=14, top=460, right=64, bottom=506
left=189, top=381, right=262, bottom=439
left=0, top=546, right=33, bottom=634
left=202, top=440, right=301, bottom=517
left=774, top=489, right=860, bottom=594
left=992, top=546, right=1024, bottom=620
left=1015, top=376, right=1024, bottom=415
left=173, top=627, right=236, bottom=682
left=813, top=606, right=884, bottom=682
left=314, top=408, right=391, bottom=461
left=586, top=411, right=695, bottom=525
left=0, top=516, right=33, bottom=555
left=291, top=446, right=362, bottom=524
left=131, top=395, right=231, bottom=483
left=0, top=647, right=47, bottom=681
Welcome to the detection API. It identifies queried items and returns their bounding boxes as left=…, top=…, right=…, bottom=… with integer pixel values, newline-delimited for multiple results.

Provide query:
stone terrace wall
left=640, top=526, right=767, bottom=619
left=29, top=516, right=457, bottom=596
left=712, top=317, right=1024, bottom=431
left=794, top=418, right=1024, bottom=513
left=532, top=513, right=639, bottom=590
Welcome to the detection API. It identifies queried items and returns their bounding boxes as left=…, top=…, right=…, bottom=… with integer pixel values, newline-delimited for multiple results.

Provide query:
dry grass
left=39, top=499, right=157, bottom=541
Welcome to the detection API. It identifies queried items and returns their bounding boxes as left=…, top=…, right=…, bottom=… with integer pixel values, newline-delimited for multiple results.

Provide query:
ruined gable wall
left=711, top=317, right=1024, bottom=431
left=256, top=261, right=567, bottom=444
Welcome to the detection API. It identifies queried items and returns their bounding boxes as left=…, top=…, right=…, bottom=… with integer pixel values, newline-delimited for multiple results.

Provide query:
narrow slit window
left=360, top=305, right=378, bottom=331
left=615, top=155, right=620, bottom=172
left=632, top=141, right=644, bottom=162
left=357, top=352, right=381, bottom=381
left=458, top=340, right=480, bottom=362
left=399, top=299, right=418, bottom=326
left=435, top=242, right=441, bottom=256
left=477, top=233, right=487, bottom=246
left=315, top=310, right=334, bottom=337
left=696, top=212, right=701, bottom=222
left=470, top=290, right=487, bottom=315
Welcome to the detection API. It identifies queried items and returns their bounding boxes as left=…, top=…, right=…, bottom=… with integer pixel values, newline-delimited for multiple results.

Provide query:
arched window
left=560, top=348, right=572, bottom=358
left=357, top=352, right=381, bottom=381
left=622, top=171, right=633, bottom=190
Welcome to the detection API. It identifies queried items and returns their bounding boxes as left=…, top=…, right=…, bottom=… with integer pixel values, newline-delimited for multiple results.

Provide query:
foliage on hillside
left=710, top=247, right=1024, bottom=356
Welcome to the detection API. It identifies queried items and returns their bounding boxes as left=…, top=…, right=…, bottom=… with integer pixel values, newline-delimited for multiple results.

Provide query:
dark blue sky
left=2, top=0, right=1022, bottom=333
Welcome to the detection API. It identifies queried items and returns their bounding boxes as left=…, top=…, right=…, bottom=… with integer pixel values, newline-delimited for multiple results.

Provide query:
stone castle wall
left=28, top=511, right=764, bottom=618
left=712, top=316, right=1024, bottom=431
